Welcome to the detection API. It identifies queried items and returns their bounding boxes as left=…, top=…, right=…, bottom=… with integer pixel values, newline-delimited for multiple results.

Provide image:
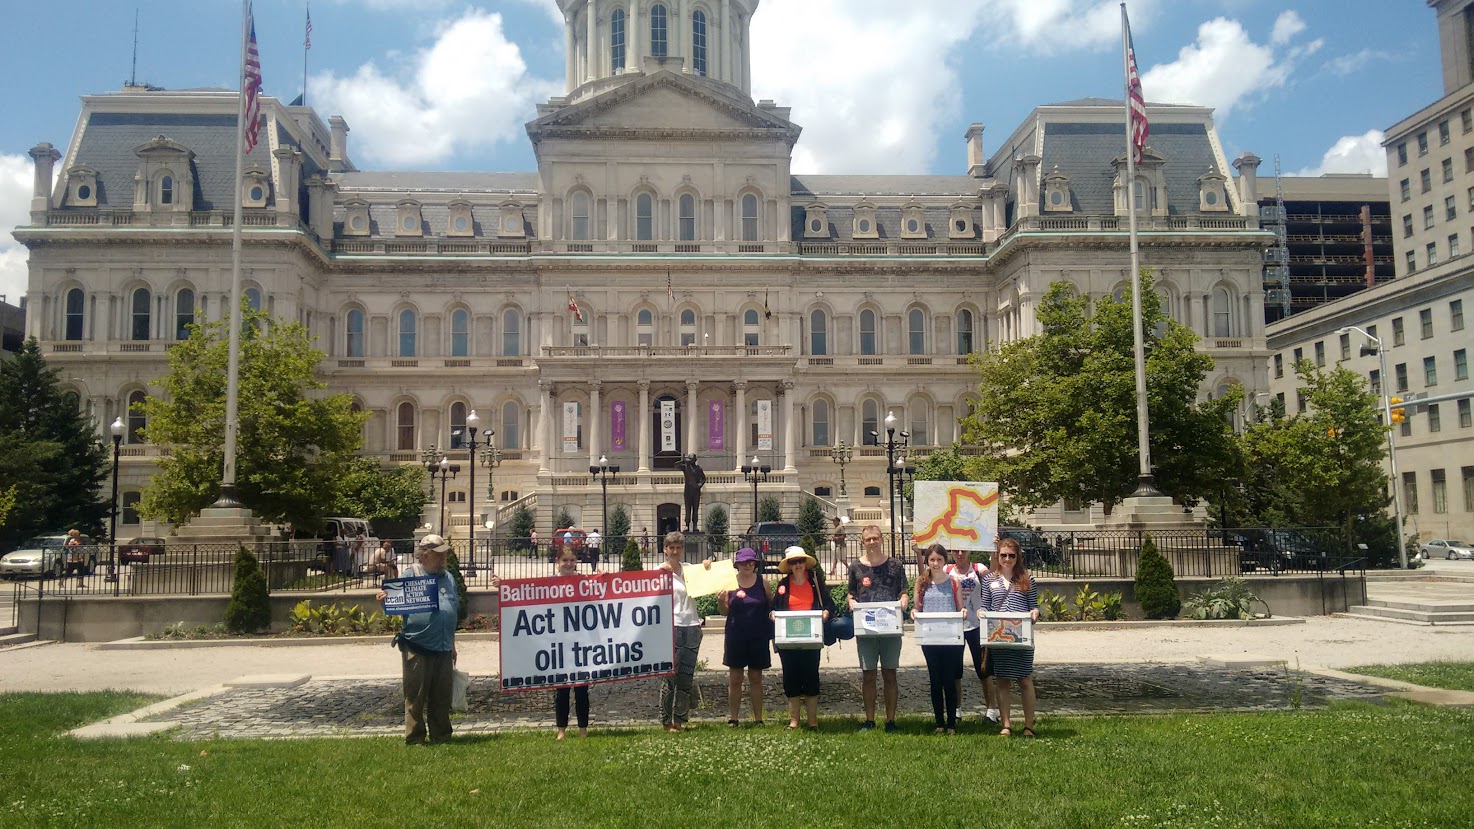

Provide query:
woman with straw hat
left=770, top=545, right=835, bottom=731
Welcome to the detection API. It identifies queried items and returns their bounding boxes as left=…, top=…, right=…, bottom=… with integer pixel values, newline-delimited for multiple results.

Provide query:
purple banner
left=708, top=400, right=725, bottom=450
left=611, top=401, right=627, bottom=452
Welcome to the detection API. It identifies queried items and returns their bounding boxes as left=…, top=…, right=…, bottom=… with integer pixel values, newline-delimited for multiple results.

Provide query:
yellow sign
left=681, top=559, right=738, bottom=598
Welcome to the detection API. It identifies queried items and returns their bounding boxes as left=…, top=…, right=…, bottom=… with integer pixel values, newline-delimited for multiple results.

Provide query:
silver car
left=1420, top=539, right=1474, bottom=560
left=0, top=534, right=97, bottom=579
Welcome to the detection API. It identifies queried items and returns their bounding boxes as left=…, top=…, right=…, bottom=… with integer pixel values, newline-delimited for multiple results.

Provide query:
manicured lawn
left=1347, top=660, right=1474, bottom=692
left=2, top=692, right=1471, bottom=827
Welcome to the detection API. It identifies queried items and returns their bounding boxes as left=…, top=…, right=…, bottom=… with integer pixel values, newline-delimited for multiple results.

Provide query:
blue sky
left=0, top=0, right=1440, bottom=298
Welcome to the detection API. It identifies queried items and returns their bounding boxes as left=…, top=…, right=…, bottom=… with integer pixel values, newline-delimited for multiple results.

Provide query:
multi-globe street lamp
left=741, top=455, right=772, bottom=529
left=464, top=409, right=500, bottom=577
left=421, top=447, right=460, bottom=537
left=589, top=455, right=620, bottom=564
left=869, top=411, right=909, bottom=558
left=829, top=440, right=853, bottom=498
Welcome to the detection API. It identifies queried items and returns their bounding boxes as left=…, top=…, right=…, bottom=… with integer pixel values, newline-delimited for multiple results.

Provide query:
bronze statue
left=673, top=454, right=705, bottom=532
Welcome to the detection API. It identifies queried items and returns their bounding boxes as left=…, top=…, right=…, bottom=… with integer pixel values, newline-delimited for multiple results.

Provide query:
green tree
left=137, top=307, right=369, bottom=531
left=327, top=457, right=428, bottom=539
left=607, top=503, right=632, bottom=552
left=0, top=338, right=109, bottom=549
left=223, top=546, right=271, bottom=634
left=960, top=276, right=1239, bottom=512
left=1134, top=535, right=1180, bottom=619
left=509, top=504, right=536, bottom=551
left=620, top=537, right=643, bottom=571
left=445, top=549, right=470, bottom=624
left=704, top=504, right=729, bottom=551
left=796, top=496, right=827, bottom=541
left=554, top=506, right=575, bottom=530
left=758, top=495, right=782, bottom=523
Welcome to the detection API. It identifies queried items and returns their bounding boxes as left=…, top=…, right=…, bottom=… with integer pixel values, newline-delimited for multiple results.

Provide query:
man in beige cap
left=377, top=533, right=459, bottom=744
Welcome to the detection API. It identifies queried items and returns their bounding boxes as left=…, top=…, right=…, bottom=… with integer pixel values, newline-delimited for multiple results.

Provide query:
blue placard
left=381, top=575, right=440, bottom=616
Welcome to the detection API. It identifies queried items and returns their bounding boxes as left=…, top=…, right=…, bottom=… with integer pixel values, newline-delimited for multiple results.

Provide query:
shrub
left=607, top=504, right=631, bottom=552
left=703, top=504, right=728, bottom=551
left=1183, top=577, right=1267, bottom=620
left=1040, top=591, right=1071, bottom=621
left=800, top=533, right=821, bottom=556
left=695, top=593, right=719, bottom=618
left=223, top=546, right=271, bottom=634
left=796, top=496, right=827, bottom=541
left=287, top=599, right=402, bottom=635
left=758, top=495, right=782, bottom=523
left=508, top=504, right=536, bottom=551
left=826, top=580, right=850, bottom=618
left=621, top=537, right=643, bottom=572
left=1101, top=592, right=1124, bottom=621
left=444, top=550, right=470, bottom=624
left=554, top=506, right=575, bottom=530
left=1135, top=534, right=1181, bottom=619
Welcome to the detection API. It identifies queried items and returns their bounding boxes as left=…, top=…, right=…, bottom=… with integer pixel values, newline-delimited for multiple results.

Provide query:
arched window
left=862, top=399, right=879, bottom=445
left=398, top=309, right=417, bottom=357
left=635, top=193, right=654, bottom=241
left=65, top=288, right=85, bottom=341
left=909, top=400, right=931, bottom=446
left=812, top=399, right=830, bottom=446
left=396, top=402, right=417, bottom=451
left=131, top=287, right=152, bottom=341
left=651, top=4, right=668, bottom=56
left=502, top=309, right=521, bottom=355
left=691, top=10, right=708, bottom=76
left=809, top=309, right=827, bottom=355
left=1213, top=288, right=1232, bottom=337
left=450, top=402, right=468, bottom=449
left=345, top=309, right=365, bottom=357
left=859, top=309, right=877, bottom=355
left=501, top=400, right=521, bottom=449
left=126, top=390, right=147, bottom=444
left=637, top=308, right=654, bottom=347
left=743, top=309, right=760, bottom=346
left=1215, top=383, right=1237, bottom=430
left=908, top=308, right=926, bottom=354
left=679, top=308, right=697, bottom=346
left=244, top=287, right=262, bottom=312
left=956, top=308, right=974, bottom=354
left=678, top=193, right=696, bottom=241
left=741, top=194, right=759, bottom=241
left=159, top=174, right=174, bottom=205
left=570, top=190, right=591, bottom=241
left=610, top=8, right=626, bottom=72
left=450, top=309, right=470, bottom=357
left=174, top=289, right=195, bottom=341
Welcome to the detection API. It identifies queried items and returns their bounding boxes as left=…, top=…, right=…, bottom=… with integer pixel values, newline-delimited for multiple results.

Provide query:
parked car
left=744, top=522, right=801, bottom=571
left=1420, top=539, right=1474, bottom=561
left=1231, top=529, right=1329, bottom=572
left=0, top=533, right=99, bottom=579
left=550, top=527, right=591, bottom=564
left=997, top=526, right=1062, bottom=568
left=118, top=536, right=166, bottom=564
left=310, top=517, right=377, bottom=574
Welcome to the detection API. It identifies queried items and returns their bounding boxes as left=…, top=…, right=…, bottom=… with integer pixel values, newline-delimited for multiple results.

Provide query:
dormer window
left=65, top=165, right=98, bottom=207
left=852, top=200, right=879, bottom=239
left=1043, top=167, right=1073, bottom=213
left=498, top=200, right=525, bottom=238
left=1198, top=168, right=1229, bottom=213
left=159, top=174, right=174, bottom=205
left=948, top=202, right=975, bottom=239
left=396, top=200, right=423, bottom=236
left=132, top=134, right=195, bottom=213
left=242, top=166, right=270, bottom=208
left=448, top=200, right=475, bottom=237
left=901, top=200, right=926, bottom=239
left=804, top=203, right=829, bottom=238
left=1112, top=148, right=1168, bottom=217
left=344, top=199, right=371, bottom=236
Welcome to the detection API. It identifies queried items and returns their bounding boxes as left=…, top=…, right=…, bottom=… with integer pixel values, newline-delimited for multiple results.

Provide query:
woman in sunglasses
left=984, top=537, right=1039, bottom=737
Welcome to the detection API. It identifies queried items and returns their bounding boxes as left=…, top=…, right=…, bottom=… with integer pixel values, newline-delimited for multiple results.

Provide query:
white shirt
left=945, top=562, right=986, bottom=630
left=670, top=568, right=701, bottom=627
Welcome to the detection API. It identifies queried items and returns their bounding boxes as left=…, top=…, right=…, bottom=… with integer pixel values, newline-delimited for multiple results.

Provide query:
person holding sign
left=658, top=531, right=704, bottom=733
left=915, top=544, right=965, bottom=734
left=848, top=524, right=909, bottom=733
left=986, top=537, right=1040, bottom=737
left=552, top=547, right=596, bottom=740
left=719, top=547, right=771, bottom=727
left=771, top=545, right=834, bottom=731
left=375, top=534, right=459, bottom=745
left=946, top=546, right=997, bottom=724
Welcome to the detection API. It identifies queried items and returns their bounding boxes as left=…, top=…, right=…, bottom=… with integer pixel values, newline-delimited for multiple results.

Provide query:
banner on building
left=708, top=400, right=724, bottom=451
left=756, top=399, right=773, bottom=451
left=660, top=400, right=676, bottom=452
left=499, top=571, right=675, bottom=692
left=610, top=400, right=627, bottom=452
left=562, top=401, right=579, bottom=453
left=911, top=481, right=1000, bottom=551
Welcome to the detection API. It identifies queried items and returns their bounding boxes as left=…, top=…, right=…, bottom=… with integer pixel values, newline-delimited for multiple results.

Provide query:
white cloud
left=312, top=10, right=561, bottom=167
left=1324, top=48, right=1390, bottom=77
left=0, top=153, right=36, bottom=302
left=1293, top=129, right=1388, bottom=177
left=984, top=0, right=1151, bottom=52
left=1139, top=15, right=1317, bottom=119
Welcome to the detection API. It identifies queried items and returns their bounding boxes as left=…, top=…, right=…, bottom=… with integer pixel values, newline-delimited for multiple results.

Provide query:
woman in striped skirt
left=984, top=537, right=1039, bottom=737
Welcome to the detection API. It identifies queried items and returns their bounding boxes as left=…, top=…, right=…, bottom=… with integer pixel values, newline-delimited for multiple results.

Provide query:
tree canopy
left=137, top=308, right=369, bottom=531
left=960, top=275, right=1239, bottom=511
left=326, top=456, right=428, bottom=539
left=0, top=338, right=110, bottom=548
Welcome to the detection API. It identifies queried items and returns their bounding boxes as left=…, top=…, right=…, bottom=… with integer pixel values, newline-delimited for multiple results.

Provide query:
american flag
left=666, top=272, right=675, bottom=303
left=305, top=6, right=313, bottom=50
left=1124, top=10, right=1149, bottom=164
left=567, top=289, right=583, bottom=322
left=243, top=7, right=263, bottom=155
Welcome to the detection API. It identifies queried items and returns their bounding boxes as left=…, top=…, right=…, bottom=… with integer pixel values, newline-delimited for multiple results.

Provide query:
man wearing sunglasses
left=848, top=524, right=909, bottom=732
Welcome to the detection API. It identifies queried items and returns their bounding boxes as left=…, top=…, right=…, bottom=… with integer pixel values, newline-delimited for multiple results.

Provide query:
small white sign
left=852, top=601, right=903, bottom=636
left=914, top=611, right=966, bottom=646
left=773, top=610, right=824, bottom=650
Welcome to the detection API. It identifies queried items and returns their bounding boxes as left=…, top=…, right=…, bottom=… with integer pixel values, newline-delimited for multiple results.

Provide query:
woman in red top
left=770, top=545, right=836, bottom=731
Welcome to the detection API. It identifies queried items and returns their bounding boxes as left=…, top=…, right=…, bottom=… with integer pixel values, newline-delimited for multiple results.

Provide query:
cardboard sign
left=852, top=601, right=903, bottom=636
left=381, top=575, right=441, bottom=616
left=681, top=559, right=737, bottom=598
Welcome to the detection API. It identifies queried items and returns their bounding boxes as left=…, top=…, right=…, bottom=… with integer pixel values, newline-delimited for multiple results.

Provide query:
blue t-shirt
left=400, top=571, right=458, bottom=652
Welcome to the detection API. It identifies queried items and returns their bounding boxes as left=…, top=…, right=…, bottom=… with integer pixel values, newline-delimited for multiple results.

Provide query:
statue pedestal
left=172, top=505, right=279, bottom=546
left=1100, top=494, right=1202, bottom=531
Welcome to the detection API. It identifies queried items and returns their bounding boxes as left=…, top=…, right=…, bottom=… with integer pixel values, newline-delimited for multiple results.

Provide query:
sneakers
left=858, top=720, right=876, bottom=732
left=884, top=720, right=899, bottom=734
left=984, top=708, right=1001, bottom=723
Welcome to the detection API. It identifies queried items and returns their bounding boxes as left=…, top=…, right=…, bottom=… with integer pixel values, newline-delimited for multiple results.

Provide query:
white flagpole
left=1122, top=2, right=1155, bottom=495
left=220, top=0, right=250, bottom=503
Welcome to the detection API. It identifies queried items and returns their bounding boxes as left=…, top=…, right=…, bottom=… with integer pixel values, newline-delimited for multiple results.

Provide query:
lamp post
left=107, top=417, right=124, bottom=592
left=421, top=447, right=460, bottom=537
left=741, top=454, right=771, bottom=529
left=589, top=454, right=620, bottom=563
left=1339, top=325, right=1408, bottom=568
left=465, top=409, right=500, bottom=577
left=894, top=456, right=915, bottom=562
left=829, top=440, right=853, bottom=498
left=869, top=411, right=909, bottom=558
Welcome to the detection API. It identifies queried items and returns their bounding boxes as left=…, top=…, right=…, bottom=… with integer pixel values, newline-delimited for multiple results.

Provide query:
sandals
left=785, top=723, right=799, bottom=731
left=807, top=724, right=819, bottom=732
left=999, top=726, right=1012, bottom=736
left=1022, top=726, right=1036, bottom=738
left=727, top=719, right=740, bottom=728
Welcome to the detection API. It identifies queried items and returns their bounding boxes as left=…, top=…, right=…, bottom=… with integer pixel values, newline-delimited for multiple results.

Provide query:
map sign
left=911, top=481, right=999, bottom=551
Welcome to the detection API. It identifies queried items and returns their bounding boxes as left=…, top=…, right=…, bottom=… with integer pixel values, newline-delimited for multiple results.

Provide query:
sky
left=0, top=0, right=1443, bottom=301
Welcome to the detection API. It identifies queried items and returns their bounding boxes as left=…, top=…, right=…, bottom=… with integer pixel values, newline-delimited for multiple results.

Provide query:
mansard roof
left=1040, top=121, right=1221, bottom=214
left=70, top=111, right=238, bottom=209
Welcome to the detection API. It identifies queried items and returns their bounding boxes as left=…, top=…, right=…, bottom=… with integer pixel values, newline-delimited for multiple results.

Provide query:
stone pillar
left=272, top=146, right=302, bottom=226
left=589, top=379, right=602, bottom=465
left=1233, top=152, right=1262, bottom=215
left=732, top=379, right=747, bottom=469
left=538, top=380, right=554, bottom=475
left=718, top=0, right=729, bottom=83
left=586, top=0, right=599, bottom=83
left=328, top=116, right=351, bottom=173
left=781, top=380, right=797, bottom=472
left=685, top=379, right=699, bottom=455
left=306, top=175, right=337, bottom=240
left=565, top=12, right=577, bottom=90
left=965, top=124, right=986, bottom=177
left=637, top=379, right=652, bottom=473
left=28, top=142, right=59, bottom=221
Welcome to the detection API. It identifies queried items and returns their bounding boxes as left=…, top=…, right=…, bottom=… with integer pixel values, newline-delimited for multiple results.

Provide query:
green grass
left=1346, top=660, right=1474, bottom=692
left=2, top=692, right=1472, bottom=828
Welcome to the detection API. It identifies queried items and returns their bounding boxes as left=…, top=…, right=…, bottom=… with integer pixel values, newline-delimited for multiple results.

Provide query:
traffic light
left=1389, top=397, right=1406, bottom=424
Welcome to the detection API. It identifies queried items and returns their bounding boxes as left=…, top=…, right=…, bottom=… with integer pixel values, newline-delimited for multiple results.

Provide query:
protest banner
left=380, top=575, right=441, bottom=616
left=499, top=570, right=675, bottom=692
left=911, top=481, right=999, bottom=551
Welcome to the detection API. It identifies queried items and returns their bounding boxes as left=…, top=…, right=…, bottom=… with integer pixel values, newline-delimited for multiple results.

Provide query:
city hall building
left=16, top=0, right=1272, bottom=539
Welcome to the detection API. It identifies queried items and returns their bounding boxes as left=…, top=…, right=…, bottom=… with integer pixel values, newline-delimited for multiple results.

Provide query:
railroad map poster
left=911, top=481, right=1000, bottom=551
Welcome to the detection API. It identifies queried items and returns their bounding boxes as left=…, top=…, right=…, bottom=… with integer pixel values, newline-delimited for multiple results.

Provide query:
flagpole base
left=1130, top=474, right=1163, bottom=499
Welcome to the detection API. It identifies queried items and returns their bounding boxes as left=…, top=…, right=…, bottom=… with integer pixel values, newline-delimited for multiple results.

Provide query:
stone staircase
left=1345, top=597, right=1474, bottom=625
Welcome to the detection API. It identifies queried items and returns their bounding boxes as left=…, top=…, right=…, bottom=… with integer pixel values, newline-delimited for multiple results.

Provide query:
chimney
left=1232, top=151, right=1262, bottom=214
left=273, top=146, right=302, bottom=225
left=306, top=175, right=338, bottom=240
left=329, top=116, right=351, bottom=173
left=28, top=142, right=60, bottom=220
left=965, top=124, right=986, bottom=177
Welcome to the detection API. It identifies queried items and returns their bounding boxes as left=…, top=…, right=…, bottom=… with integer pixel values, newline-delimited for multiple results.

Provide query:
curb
left=1303, top=666, right=1474, bottom=707
left=94, top=631, right=502, bottom=650
left=1036, top=617, right=1303, bottom=631
left=67, top=683, right=230, bottom=740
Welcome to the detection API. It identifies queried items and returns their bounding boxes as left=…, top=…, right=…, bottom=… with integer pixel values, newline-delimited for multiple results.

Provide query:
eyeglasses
left=998, top=553, right=1018, bottom=560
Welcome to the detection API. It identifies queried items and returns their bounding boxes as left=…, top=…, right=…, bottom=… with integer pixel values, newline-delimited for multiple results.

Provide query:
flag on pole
left=666, top=272, right=675, bottom=303
left=243, top=5, right=263, bottom=155
left=763, top=288, right=772, bottom=319
left=1124, top=8, right=1149, bottom=164
left=305, top=5, right=313, bottom=49
left=566, top=289, right=583, bottom=322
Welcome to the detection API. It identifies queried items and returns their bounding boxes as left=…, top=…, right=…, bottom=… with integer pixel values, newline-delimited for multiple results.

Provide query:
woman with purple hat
left=719, top=547, right=771, bottom=726
left=771, top=545, right=835, bottom=731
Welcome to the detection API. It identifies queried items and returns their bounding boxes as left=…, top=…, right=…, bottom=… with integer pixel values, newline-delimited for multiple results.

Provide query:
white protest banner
left=499, top=571, right=674, bottom=691
left=756, top=399, right=773, bottom=450
left=911, top=481, right=999, bottom=551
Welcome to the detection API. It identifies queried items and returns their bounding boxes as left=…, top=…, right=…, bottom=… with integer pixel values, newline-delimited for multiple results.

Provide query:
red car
left=549, top=528, right=591, bottom=564
left=118, top=536, right=166, bottom=564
